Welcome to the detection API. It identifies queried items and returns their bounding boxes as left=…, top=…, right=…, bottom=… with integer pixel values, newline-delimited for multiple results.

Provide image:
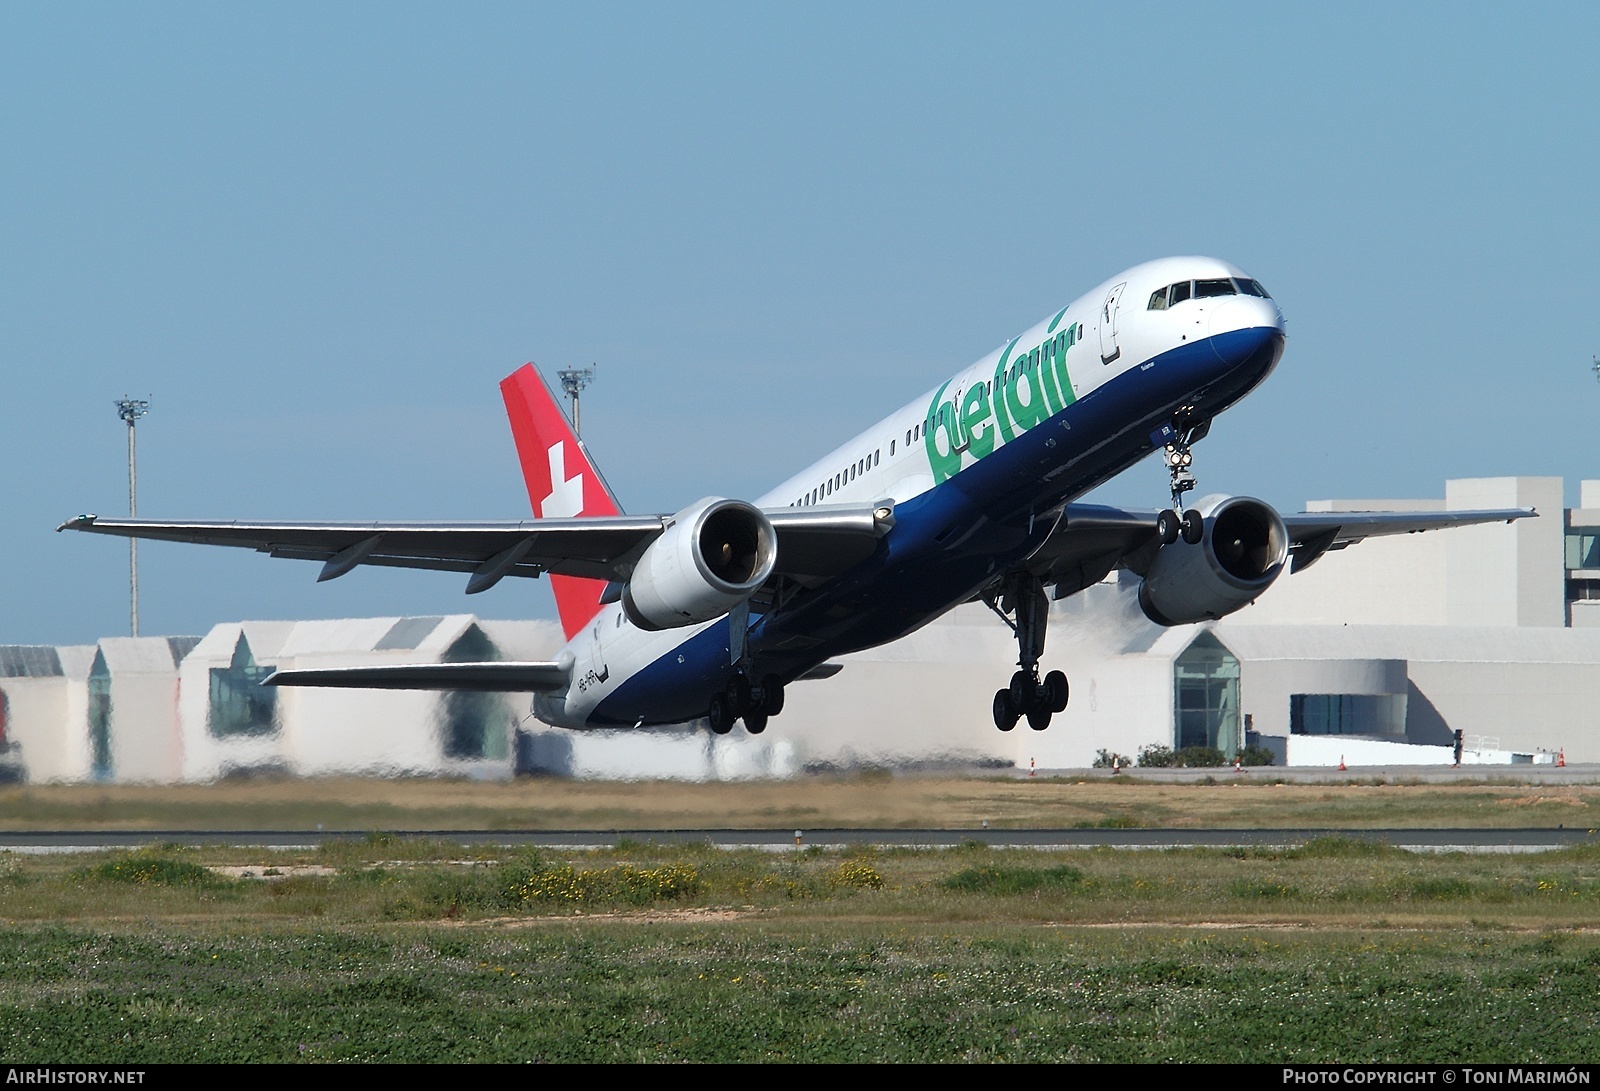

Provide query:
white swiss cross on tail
left=500, top=364, right=622, bottom=639
left=540, top=442, right=585, bottom=518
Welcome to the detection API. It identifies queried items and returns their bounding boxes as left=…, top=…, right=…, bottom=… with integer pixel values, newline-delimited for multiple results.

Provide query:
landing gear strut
left=1157, top=414, right=1207, bottom=546
left=986, top=573, right=1069, bottom=732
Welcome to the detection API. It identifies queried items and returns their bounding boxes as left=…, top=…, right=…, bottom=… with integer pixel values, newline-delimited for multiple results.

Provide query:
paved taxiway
left=1, top=827, right=1593, bottom=853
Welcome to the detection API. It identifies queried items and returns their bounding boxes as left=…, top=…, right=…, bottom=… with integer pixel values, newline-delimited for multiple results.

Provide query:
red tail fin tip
left=500, top=364, right=621, bottom=639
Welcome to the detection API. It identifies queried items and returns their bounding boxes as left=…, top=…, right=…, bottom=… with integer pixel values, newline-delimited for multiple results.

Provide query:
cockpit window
left=1151, top=276, right=1269, bottom=309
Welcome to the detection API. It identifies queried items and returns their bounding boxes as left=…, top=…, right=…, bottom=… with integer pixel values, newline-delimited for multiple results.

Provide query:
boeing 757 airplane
left=62, top=257, right=1531, bottom=734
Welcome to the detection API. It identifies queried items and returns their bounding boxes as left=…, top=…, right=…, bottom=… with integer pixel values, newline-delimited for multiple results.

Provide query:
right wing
left=1021, top=501, right=1536, bottom=595
left=58, top=502, right=895, bottom=595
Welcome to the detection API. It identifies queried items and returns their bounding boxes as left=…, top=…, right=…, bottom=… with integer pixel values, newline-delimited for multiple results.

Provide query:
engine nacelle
left=622, top=497, right=777, bottom=631
left=1138, top=494, right=1288, bottom=626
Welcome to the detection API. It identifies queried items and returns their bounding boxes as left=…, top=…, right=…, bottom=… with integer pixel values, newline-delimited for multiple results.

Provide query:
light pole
left=557, top=364, right=596, bottom=436
left=115, top=398, right=150, bottom=636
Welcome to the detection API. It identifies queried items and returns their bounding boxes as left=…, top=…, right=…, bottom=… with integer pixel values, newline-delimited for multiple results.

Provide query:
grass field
left=3, top=835, right=1600, bottom=1062
left=3, top=773, right=1600, bottom=831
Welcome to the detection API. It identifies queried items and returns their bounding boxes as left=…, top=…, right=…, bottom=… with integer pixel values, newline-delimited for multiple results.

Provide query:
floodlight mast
left=115, top=398, right=150, bottom=637
left=557, top=364, right=595, bottom=437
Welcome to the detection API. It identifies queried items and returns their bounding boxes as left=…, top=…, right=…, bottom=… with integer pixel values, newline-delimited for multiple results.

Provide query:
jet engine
left=621, top=497, right=777, bottom=631
left=1137, top=495, right=1288, bottom=626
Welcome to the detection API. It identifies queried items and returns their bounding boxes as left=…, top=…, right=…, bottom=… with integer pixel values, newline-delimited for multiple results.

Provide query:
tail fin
left=500, top=364, right=622, bottom=639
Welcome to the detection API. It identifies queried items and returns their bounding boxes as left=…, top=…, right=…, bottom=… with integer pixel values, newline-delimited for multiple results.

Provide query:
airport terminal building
left=3, top=476, right=1597, bottom=782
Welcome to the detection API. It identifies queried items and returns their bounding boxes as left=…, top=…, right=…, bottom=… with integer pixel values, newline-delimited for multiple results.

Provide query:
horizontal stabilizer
left=264, top=661, right=568, bottom=692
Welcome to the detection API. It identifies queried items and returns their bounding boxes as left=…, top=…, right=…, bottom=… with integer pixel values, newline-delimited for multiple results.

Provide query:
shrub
left=829, top=862, right=885, bottom=890
left=1239, top=744, right=1276, bottom=767
left=501, top=861, right=701, bottom=908
left=75, top=855, right=220, bottom=887
left=1173, top=746, right=1226, bottom=767
left=1135, top=744, right=1173, bottom=767
left=940, top=865, right=1083, bottom=896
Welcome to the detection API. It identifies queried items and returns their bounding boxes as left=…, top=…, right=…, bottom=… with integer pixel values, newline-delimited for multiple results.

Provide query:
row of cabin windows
left=790, top=332, right=1077, bottom=507
left=1147, top=276, right=1272, bottom=310
left=794, top=446, right=884, bottom=506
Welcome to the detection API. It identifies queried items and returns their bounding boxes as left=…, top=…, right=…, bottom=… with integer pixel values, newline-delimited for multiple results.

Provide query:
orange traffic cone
left=1558, top=749, right=1566, bottom=768
left=1338, top=755, right=1347, bottom=771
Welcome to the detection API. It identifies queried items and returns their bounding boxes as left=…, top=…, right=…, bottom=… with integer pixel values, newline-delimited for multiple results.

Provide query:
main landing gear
left=986, top=573, right=1069, bottom=732
left=1156, top=415, right=1206, bottom=547
left=707, top=673, right=785, bottom=736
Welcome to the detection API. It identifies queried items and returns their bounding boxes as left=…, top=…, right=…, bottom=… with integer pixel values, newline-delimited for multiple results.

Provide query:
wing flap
left=265, top=661, right=568, bottom=692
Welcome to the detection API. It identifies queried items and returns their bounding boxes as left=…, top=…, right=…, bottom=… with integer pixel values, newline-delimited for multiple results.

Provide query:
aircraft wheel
left=1157, top=508, right=1181, bottom=546
left=992, top=690, right=1019, bottom=732
left=1027, top=707, right=1052, bottom=731
left=708, top=694, right=734, bottom=735
left=1043, top=670, right=1069, bottom=714
left=761, top=675, right=785, bottom=716
left=1008, top=670, right=1035, bottom=711
left=1180, top=509, right=1204, bottom=545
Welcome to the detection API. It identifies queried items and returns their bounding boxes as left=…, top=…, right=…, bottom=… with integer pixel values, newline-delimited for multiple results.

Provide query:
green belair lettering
left=924, top=321, right=1081, bottom=485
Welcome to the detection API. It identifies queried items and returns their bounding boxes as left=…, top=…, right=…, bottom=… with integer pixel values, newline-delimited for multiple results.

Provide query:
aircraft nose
left=1207, top=294, right=1282, bottom=364
left=1207, top=295, right=1284, bottom=341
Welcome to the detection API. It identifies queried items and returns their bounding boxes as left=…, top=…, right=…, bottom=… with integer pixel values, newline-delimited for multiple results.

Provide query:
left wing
left=1024, top=501, right=1535, bottom=595
left=265, top=661, right=569, bottom=692
left=57, top=503, right=894, bottom=594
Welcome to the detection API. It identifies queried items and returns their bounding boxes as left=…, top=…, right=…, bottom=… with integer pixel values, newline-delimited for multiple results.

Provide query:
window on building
left=1566, top=528, right=1600, bottom=570
left=1290, top=693, right=1406, bottom=738
left=440, top=626, right=508, bottom=761
left=88, top=649, right=112, bottom=779
left=208, top=634, right=277, bottom=738
left=1567, top=579, right=1600, bottom=602
left=1173, top=632, right=1241, bottom=757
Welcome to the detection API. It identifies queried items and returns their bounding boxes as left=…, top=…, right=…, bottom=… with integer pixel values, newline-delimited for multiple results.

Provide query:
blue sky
left=3, top=3, right=1596, bottom=645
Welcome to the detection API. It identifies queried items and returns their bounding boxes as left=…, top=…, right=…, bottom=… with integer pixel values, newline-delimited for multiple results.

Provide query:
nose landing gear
left=1156, top=414, right=1207, bottom=546
left=986, top=573, right=1069, bottom=731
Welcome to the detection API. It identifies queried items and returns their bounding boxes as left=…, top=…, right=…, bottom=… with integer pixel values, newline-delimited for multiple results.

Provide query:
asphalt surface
left=1, top=826, right=1594, bottom=852
left=1019, top=763, right=1600, bottom=784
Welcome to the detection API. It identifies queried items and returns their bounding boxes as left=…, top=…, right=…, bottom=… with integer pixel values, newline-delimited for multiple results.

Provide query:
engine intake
left=622, top=497, right=777, bottom=630
left=1138, top=495, right=1288, bottom=626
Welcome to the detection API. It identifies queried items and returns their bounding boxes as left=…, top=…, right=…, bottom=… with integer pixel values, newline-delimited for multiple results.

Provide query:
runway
left=1, top=826, right=1594, bottom=852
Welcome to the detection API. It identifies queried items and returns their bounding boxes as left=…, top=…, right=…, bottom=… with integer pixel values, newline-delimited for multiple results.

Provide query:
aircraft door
left=1099, top=283, right=1126, bottom=365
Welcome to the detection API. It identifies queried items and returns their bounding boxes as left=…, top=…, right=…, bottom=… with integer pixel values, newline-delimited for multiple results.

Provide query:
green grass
left=1, top=924, right=1596, bottom=1062
left=4, top=841, right=1600, bottom=1061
